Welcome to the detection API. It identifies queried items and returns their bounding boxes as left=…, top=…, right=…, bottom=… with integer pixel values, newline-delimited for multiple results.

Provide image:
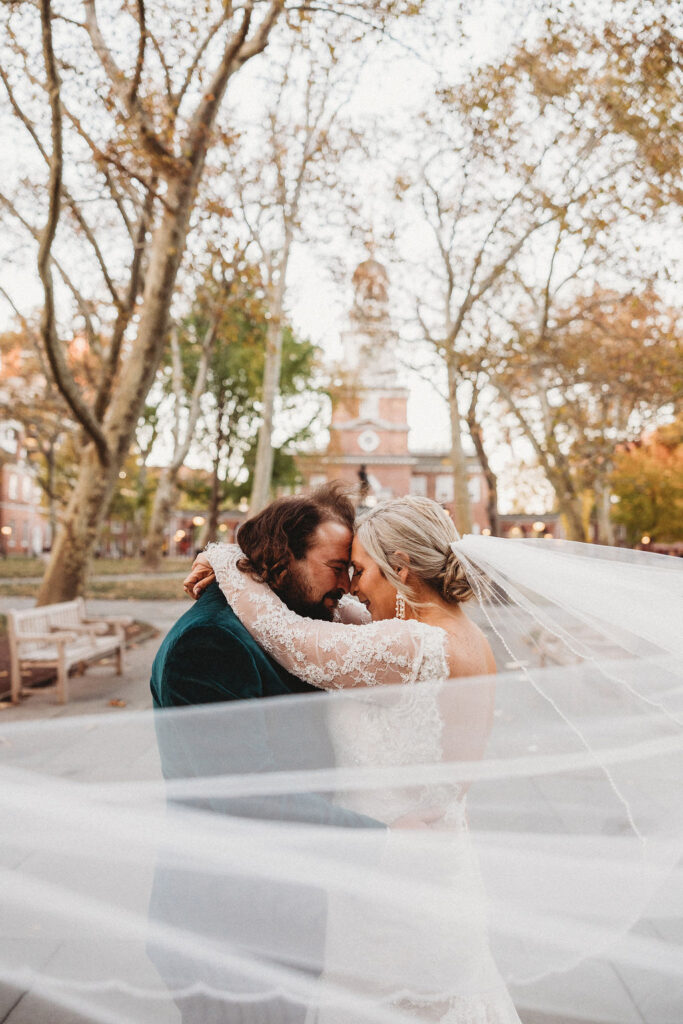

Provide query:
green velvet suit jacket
left=150, top=581, right=317, bottom=707
left=149, top=581, right=383, bottom=830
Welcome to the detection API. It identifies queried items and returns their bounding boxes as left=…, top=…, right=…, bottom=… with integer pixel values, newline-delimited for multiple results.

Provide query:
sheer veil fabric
left=1, top=537, right=682, bottom=1024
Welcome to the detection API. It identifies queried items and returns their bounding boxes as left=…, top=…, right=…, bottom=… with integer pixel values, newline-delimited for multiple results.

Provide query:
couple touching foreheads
left=151, top=481, right=496, bottom=710
left=150, top=482, right=519, bottom=1024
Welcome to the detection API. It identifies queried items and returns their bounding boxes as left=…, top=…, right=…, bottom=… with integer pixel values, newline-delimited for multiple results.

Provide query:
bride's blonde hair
left=355, top=496, right=474, bottom=608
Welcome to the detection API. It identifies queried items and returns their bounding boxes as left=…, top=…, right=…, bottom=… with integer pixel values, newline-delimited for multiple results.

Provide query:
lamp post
left=0, top=525, right=12, bottom=559
left=192, top=515, right=206, bottom=554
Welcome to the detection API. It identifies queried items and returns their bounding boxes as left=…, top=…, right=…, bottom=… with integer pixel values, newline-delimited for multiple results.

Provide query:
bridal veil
left=1, top=537, right=681, bottom=1023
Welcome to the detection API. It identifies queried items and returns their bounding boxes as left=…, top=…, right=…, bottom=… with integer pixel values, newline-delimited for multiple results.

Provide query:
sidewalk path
left=0, top=595, right=188, bottom=722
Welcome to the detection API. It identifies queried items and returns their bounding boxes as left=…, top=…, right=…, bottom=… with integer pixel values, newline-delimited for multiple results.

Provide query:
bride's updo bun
left=355, top=496, right=474, bottom=608
left=438, top=548, right=475, bottom=604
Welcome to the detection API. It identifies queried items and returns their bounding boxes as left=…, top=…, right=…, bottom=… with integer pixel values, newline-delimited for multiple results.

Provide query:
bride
left=189, top=495, right=522, bottom=1024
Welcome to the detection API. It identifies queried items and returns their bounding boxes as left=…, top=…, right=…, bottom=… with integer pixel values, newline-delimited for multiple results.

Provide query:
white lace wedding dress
left=206, top=544, right=521, bottom=1024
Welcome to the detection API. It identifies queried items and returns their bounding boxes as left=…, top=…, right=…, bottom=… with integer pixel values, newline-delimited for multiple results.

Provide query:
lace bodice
left=205, top=543, right=449, bottom=690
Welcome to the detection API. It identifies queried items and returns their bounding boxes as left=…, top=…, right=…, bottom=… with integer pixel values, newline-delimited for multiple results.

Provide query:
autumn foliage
left=611, top=418, right=683, bottom=545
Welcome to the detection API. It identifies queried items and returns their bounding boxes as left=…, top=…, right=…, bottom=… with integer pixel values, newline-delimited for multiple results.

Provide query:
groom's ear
left=270, top=557, right=290, bottom=588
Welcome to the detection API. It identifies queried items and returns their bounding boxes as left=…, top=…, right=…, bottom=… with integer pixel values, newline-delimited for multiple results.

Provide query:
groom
left=148, top=483, right=382, bottom=1024
left=150, top=480, right=355, bottom=708
left=150, top=480, right=379, bottom=829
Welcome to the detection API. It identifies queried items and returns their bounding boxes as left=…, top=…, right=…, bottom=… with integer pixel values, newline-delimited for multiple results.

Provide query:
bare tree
left=485, top=285, right=681, bottom=541
left=453, top=10, right=683, bottom=541
left=390, top=6, right=677, bottom=534
left=1, top=0, right=284, bottom=600
left=394, top=126, right=561, bottom=531
left=0, top=0, right=420, bottom=601
left=143, top=321, right=216, bottom=568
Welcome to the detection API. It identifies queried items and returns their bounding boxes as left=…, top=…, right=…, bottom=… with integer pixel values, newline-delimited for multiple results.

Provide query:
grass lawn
left=87, top=576, right=188, bottom=600
left=0, top=557, right=46, bottom=578
left=0, top=556, right=190, bottom=579
left=0, top=576, right=188, bottom=601
left=91, top=557, right=190, bottom=576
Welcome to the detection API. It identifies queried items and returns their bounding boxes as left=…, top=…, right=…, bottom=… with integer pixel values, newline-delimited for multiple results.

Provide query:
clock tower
left=323, top=258, right=414, bottom=502
left=297, top=258, right=491, bottom=530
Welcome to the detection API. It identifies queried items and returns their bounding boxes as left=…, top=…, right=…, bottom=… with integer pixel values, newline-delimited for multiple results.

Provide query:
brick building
left=0, top=421, right=50, bottom=555
left=298, top=259, right=490, bottom=528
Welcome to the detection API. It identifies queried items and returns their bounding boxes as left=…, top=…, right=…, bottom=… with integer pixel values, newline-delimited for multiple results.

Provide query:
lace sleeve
left=205, top=543, right=449, bottom=690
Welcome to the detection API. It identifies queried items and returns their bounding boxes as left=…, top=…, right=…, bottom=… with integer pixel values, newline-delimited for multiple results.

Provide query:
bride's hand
left=183, top=553, right=215, bottom=599
left=389, top=807, right=444, bottom=830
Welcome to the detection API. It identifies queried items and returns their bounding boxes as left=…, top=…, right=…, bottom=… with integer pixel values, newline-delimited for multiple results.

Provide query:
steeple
left=342, top=256, right=398, bottom=386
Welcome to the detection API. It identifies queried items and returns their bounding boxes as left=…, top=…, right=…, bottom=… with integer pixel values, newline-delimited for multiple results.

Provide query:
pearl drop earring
left=395, top=593, right=405, bottom=620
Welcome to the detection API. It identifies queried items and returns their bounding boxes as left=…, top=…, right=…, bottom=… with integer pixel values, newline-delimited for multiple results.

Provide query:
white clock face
left=358, top=429, right=380, bottom=453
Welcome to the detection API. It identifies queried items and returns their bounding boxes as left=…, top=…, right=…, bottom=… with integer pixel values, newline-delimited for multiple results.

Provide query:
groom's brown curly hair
left=236, top=481, right=355, bottom=590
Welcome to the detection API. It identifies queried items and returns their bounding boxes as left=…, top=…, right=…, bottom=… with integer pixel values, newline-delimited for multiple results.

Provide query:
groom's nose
left=335, top=566, right=351, bottom=594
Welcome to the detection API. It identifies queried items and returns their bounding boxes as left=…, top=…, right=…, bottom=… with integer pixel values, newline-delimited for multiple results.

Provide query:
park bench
left=8, top=598, right=131, bottom=705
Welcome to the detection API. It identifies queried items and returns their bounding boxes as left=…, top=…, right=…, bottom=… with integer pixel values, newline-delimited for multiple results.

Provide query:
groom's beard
left=277, top=565, right=341, bottom=622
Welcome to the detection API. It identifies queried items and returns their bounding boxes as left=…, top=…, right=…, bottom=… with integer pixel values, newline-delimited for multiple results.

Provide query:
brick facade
left=0, top=424, right=51, bottom=555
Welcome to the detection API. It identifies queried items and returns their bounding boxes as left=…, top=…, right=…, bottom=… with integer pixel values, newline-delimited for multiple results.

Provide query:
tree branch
left=147, top=29, right=174, bottom=107
left=236, top=0, right=283, bottom=65
left=184, top=2, right=262, bottom=167
left=538, top=218, right=565, bottom=344
left=62, top=108, right=138, bottom=238
left=1, top=58, right=134, bottom=302
left=83, top=0, right=177, bottom=173
left=62, top=185, right=123, bottom=306
left=0, top=188, right=99, bottom=347
left=171, top=313, right=218, bottom=472
left=37, top=0, right=110, bottom=466
left=0, top=64, right=49, bottom=161
left=172, top=9, right=232, bottom=113
left=94, top=176, right=157, bottom=419
left=129, top=0, right=146, bottom=107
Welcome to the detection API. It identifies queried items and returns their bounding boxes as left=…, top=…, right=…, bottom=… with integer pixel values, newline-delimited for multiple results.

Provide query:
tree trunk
left=37, top=176, right=200, bottom=602
left=143, top=468, right=177, bottom=570
left=556, top=494, right=587, bottom=541
left=466, top=401, right=499, bottom=536
left=250, top=302, right=284, bottom=513
left=594, top=482, right=615, bottom=545
left=46, top=441, right=58, bottom=545
left=36, top=446, right=119, bottom=603
left=446, top=363, right=473, bottom=534
left=144, top=316, right=215, bottom=566
left=132, top=460, right=149, bottom=557
left=207, top=457, right=222, bottom=544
